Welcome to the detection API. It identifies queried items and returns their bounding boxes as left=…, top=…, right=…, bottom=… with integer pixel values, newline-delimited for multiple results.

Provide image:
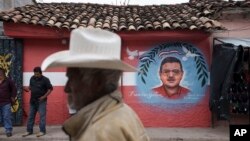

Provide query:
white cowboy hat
left=41, top=28, right=137, bottom=71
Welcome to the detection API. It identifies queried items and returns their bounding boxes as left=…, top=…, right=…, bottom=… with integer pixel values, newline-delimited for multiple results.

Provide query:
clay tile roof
left=0, top=0, right=248, bottom=32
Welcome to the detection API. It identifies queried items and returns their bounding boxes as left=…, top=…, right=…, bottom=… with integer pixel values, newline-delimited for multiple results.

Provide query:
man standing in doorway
left=22, top=66, right=53, bottom=137
left=0, top=68, right=17, bottom=137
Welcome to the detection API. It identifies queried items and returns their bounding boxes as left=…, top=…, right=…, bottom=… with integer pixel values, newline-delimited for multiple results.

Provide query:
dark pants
left=0, top=104, right=13, bottom=133
left=26, top=100, right=47, bottom=133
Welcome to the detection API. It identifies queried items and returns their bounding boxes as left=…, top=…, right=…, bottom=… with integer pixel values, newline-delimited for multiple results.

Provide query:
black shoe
left=6, top=132, right=12, bottom=137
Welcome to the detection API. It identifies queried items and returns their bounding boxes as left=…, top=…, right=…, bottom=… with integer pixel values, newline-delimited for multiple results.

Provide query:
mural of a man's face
left=160, top=62, right=183, bottom=89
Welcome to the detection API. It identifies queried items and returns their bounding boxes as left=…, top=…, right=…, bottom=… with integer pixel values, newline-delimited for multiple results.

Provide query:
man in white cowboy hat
left=41, top=28, right=150, bottom=141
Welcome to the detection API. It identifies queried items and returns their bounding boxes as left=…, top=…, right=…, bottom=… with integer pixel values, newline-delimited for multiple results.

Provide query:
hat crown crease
left=70, top=29, right=121, bottom=59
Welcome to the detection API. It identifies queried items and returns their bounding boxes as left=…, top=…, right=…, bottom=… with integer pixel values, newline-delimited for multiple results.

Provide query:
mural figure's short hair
left=33, top=66, right=42, bottom=74
left=160, top=57, right=183, bottom=72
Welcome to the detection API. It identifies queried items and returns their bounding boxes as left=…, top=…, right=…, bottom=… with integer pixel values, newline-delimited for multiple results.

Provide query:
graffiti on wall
left=0, top=53, right=12, bottom=76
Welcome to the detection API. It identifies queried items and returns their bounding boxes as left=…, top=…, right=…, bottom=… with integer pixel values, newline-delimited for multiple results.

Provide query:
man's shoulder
left=30, top=75, right=35, bottom=80
left=5, top=78, right=14, bottom=84
left=5, top=77, right=12, bottom=82
left=93, top=103, right=141, bottom=126
left=41, top=75, right=50, bottom=81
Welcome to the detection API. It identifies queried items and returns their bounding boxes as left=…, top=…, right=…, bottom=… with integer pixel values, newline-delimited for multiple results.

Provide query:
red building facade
left=3, top=22, right=212, bottom=127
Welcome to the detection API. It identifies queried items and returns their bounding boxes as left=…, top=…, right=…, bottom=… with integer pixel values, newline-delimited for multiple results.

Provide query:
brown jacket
left=63, top=91, right=150, bottom=141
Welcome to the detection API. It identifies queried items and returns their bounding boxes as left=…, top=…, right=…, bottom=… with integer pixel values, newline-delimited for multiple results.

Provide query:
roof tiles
left=0, top=0, right=249, bottom=32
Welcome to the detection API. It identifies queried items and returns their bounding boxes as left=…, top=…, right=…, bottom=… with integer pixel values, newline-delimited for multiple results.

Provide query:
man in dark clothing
left=0, top=67, right=17, bottom=137
left=22, top=67, right=53, bottom=137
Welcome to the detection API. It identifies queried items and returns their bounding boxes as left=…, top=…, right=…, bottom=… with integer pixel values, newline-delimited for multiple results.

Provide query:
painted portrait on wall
left=121, top=32, right=211, bottom=127
left=136, top=42, right=209, bottom=109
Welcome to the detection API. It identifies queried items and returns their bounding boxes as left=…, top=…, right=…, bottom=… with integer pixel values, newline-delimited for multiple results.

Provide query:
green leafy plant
left=184, top=43, right=208, bottom=87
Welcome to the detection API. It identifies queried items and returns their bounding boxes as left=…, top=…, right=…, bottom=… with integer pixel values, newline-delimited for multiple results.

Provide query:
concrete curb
left=146, top=127, right=229, bottom=141
left=0, top=126, right=229, bottom=141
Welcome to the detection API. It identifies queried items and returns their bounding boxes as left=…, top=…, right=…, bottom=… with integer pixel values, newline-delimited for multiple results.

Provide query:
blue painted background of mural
left=136, top=42, right=209, bottom=109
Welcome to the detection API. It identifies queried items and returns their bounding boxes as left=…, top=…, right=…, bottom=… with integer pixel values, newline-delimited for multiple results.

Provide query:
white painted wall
left=213, top=19, right=250, bottom=39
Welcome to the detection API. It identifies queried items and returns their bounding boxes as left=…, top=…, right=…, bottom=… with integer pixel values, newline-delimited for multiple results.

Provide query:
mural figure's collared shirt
left=152, top=85, right=189, bottom=99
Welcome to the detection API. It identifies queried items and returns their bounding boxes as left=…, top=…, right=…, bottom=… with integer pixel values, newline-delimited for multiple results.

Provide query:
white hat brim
left=41, top=50, right=137, bottom=72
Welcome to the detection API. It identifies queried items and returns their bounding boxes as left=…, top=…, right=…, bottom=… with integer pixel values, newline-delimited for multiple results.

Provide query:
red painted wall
left=4, top=23, right=212, bottom=127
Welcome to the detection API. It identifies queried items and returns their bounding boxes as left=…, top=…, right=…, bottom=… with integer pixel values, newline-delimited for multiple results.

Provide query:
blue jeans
left=0, top=103, right=13, bottom=133
left=26, top=100, right=47, bottom=133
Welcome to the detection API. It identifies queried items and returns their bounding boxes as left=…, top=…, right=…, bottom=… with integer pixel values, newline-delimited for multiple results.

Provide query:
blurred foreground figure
left=41, top=28, right=150, bottom=141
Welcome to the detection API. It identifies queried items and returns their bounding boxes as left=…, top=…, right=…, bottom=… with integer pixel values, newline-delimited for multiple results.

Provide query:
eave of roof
left=1, top=0, right=248, bottom=32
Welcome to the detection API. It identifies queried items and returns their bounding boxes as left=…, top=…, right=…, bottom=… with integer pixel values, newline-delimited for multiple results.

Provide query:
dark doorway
left=0, top=37, right=23, bottom=125
left=210, top=38, right=250, bottom=127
